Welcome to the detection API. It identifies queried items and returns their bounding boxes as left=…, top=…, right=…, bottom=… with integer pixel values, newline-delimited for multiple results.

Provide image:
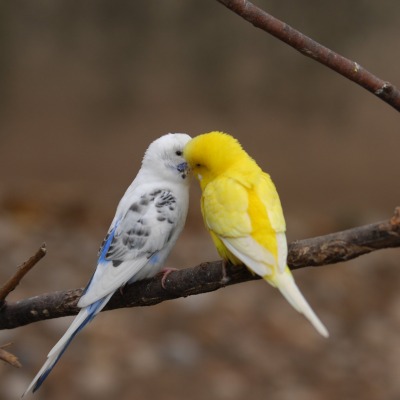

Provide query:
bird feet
left=220, top=259, right=230, bottom=285
left=159, top=267, right=179, bottom=289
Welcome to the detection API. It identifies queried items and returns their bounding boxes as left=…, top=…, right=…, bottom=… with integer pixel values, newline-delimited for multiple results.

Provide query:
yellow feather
left=184, top=131, right=328, bottom=337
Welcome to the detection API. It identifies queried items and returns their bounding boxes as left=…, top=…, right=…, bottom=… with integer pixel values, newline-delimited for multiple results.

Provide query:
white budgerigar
left=23, top=133, right=191, bottom=396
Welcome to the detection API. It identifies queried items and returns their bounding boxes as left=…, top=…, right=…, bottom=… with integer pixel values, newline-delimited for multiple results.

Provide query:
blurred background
left=1, top=1, right=399, bottom=399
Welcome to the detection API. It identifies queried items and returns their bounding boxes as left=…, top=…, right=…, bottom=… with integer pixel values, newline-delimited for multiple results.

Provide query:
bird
left=23, top=133, right=192, bottom=396
left=183, top=131, right=328, bottom=338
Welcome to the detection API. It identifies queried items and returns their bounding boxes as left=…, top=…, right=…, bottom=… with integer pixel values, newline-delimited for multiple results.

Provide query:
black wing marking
left=100, top=189, right=179, bottom=267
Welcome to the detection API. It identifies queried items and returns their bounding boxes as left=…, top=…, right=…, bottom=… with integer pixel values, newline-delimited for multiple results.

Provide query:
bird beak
left=177, top=162, right=188, bottom=173
left=177, top=162, right=190, bottom=179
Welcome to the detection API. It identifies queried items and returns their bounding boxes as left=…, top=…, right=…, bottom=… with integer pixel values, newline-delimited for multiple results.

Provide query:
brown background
left=1, top=2, right=399, bottom=399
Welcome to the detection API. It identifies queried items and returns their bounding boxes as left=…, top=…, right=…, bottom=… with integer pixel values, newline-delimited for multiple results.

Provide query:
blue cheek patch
left=177, top=162, right=187, bottom=173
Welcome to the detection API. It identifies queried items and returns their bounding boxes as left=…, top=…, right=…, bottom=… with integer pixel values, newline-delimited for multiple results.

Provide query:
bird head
left=183, top=131, right=253, bottom=187
left=141, top=133, right=192, bottom=183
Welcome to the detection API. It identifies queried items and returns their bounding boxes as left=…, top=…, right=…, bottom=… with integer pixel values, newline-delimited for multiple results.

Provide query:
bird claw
left=159, top=267, right=178, bottom=289
left=220, top=260, right=230, bottom=285
left=119, top=284, right=127, bottom=297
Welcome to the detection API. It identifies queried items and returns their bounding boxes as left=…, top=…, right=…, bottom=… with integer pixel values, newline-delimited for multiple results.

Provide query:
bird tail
left=267, top=267, right=329, bottom=338
left=22, top=294, right=112, bottom=397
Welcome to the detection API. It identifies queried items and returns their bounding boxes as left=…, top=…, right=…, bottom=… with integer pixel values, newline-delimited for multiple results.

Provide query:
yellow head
left=183, top=131, right=259, bottom=188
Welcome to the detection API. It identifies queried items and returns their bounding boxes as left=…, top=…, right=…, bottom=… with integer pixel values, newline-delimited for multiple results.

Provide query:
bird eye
left=175, top=150, right=182, bottom=156
left=196, top=163, right=201, bottom=167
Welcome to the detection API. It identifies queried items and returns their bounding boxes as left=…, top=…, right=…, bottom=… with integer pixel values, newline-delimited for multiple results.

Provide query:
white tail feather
left=270, top=270, right=329, bottom=338
left=22, top=310, right=85, bottom=397
left=22, top=295, right=112, bottom=397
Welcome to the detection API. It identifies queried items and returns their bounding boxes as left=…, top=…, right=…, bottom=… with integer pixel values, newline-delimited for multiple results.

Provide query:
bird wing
left=202, top=176, right=252, bottom=237
left=255, top=172, right=288, bottom=273
left=202, top=176, right=275, bottom=276
left=257, top=172, right=286, bottom=233
left=78, top=188, right=181, bottom=307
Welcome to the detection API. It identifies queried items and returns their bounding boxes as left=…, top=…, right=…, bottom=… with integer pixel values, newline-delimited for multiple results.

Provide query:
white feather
left=220, top=234, right=328, bottom=338
left=276, top=232, right=288, bottom=273
left=77, top=258, right=149, bottom=307
left=23, top=133, right=191, bottom=396
left=22, top=294, right=112, bottom=397
left=272, top=270, right=329, bottom=338
left=220, top=236, right=274, bottom=276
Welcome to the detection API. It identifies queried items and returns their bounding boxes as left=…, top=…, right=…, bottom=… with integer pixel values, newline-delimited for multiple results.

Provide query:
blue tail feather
left=29, top=298, right=107, bottom=394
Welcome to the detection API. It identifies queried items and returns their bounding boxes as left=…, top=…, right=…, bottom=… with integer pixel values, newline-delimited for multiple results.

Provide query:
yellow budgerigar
left=184, top=131, right=328, bottom=337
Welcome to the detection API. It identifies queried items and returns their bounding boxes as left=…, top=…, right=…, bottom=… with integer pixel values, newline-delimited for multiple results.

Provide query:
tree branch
left=0, top=343, right=22, bottom=368
left=1, top=207, right=399, bottom=330
left=216, top=0, right=400, bottom=112
left=0, top=244, right=47, bottom=308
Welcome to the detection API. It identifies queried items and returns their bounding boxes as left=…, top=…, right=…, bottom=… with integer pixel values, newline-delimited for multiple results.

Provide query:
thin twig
left=216, top=0, right=400, bottom=112
left=0, top=208, right=399, bottom=330
left=0, top=244, right=47, bottom=306
left=0, top=343, right=22, bottom=368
